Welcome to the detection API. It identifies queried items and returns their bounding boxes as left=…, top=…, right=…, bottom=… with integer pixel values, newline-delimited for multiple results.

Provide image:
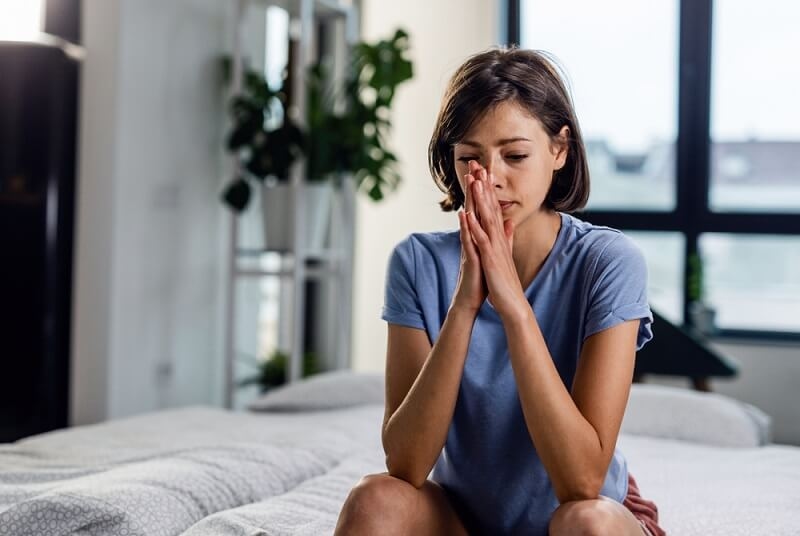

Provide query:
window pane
left=521, top=1, right=678, bottom=211
left=624, top=231, right=684, bottom=325
left=699, top=234, right=800, bottom=332
left=710, top=0, right=800, bottom=213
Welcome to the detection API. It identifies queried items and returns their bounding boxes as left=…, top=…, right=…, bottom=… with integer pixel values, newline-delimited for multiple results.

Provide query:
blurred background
left=1, top=0, right=798, bottom=445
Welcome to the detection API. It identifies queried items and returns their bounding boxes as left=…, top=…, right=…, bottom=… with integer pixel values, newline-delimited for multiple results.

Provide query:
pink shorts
left=624, top=472, right=667, bottom=536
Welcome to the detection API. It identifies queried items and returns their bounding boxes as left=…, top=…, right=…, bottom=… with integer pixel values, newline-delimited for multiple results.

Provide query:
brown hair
left=428, top=46, right=590, bottom=212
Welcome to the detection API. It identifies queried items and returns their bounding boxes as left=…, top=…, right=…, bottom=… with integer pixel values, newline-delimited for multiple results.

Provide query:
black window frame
left=506, top=0, right=800, bottom=341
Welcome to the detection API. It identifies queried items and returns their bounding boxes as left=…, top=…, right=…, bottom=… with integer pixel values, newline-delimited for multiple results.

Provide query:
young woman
left=334, top=47, right=666, bottom=536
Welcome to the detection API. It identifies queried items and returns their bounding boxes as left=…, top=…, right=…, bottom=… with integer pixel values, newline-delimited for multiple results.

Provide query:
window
left=512, top=0, right=800, bottom=337
left=709, top=0, right=800, bottom=213
left=699, top=234, right=800, bottom=332
left=521, top=0, right=678, bottom=212
left=625, top=232, right=685, bottom=325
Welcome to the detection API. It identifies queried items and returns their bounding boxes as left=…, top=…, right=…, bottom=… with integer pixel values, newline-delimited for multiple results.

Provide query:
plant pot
left=261, top=182, right=334, bottom=253
left=688, top=301, right=717, bottom=336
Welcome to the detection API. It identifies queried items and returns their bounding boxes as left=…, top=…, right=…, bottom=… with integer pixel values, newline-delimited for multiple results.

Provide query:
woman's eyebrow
left=457, top=137, right=532, bottom=148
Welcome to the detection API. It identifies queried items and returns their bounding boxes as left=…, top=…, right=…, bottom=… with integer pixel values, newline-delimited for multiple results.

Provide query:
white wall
left=72, top=0, right=232, bottom=423
left=352, top=0, right=498, bottom=372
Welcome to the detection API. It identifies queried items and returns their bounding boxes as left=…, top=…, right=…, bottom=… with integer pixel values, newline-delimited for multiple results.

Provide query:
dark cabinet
left=0, top=42, right=78, bottom=441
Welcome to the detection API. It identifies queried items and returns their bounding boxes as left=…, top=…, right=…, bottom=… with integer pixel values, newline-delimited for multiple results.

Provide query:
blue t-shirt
left=381, top=211, right=653, bottom=535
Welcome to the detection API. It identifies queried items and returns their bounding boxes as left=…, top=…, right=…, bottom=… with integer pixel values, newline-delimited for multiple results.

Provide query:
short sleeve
left=584, top=234, right=654, bottom=350
left=381, top=236, right=426, bottom=329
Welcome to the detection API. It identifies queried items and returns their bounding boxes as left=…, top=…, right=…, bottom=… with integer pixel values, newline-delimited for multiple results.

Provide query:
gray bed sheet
left=1, top=405, right=799, bottom=535
left=0, top=406, right=382, bottom=536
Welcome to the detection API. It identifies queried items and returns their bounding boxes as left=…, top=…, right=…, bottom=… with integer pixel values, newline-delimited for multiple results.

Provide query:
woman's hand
left=464, top=161, right=527, bottom=320
left=451, top=165, right=488, bottom=314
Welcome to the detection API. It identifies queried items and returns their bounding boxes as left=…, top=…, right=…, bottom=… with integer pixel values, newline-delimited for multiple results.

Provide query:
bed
left=1, top=372, right=798, bottom=535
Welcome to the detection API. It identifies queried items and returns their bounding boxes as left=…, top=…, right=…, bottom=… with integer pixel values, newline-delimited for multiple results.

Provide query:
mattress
left=1, top=404, right=798, bottom=535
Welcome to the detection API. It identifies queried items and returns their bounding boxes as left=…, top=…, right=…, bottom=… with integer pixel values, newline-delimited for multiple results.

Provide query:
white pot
left=261, top=182, right=334, bottom=253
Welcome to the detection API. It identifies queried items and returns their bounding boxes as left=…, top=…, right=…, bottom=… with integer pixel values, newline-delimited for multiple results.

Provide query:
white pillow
left=249, top=372, right=772, bottom=448
left=622, top=384, right=772, bottom=447
left=248, top=370, right=385, bottom=412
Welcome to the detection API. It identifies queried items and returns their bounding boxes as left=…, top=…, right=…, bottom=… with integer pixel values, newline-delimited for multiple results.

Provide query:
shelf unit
left=223, top=0, right=359, bottom=408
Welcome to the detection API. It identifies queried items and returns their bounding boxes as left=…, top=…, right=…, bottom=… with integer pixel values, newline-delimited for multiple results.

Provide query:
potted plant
left=238, top=349, right=319, bottom=393
left=221, top=29, right=413, bottom=248
left=687, top=252, right=717, bottom=335
left=221, top=60, right=327, bottom=252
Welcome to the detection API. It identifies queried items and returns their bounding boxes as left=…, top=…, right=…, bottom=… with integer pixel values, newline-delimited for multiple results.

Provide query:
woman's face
left=452, top=100, right=568, bottom=233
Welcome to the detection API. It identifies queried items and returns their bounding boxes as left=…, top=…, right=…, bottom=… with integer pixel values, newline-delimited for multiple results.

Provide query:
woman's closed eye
left=456, top=155, right=528, bottom=163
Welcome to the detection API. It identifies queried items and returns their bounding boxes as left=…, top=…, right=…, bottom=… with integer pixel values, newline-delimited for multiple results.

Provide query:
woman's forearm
left=382, top=305, right=476, bottom=488
left=503, top=307, right=606, bottom=503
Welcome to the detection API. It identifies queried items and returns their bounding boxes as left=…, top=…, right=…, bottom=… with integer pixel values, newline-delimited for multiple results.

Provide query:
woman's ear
left=553, top=125, right=570, bottom=171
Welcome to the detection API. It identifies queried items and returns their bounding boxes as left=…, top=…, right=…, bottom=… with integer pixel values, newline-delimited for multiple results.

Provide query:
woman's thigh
left=335, top=472, right=470, bottom=536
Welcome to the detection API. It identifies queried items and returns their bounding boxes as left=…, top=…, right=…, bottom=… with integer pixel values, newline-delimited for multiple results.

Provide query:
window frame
left=507, top=0, right=800, bottom=340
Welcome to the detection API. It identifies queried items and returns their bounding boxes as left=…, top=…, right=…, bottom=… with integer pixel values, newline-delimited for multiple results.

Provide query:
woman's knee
left=548, top=498, right=621, bottom=536
left=338, top=473, right=417, bottom=527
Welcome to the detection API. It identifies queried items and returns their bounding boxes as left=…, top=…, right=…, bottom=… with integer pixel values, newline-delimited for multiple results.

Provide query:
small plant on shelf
left=238, top=349, right=319, bottom=393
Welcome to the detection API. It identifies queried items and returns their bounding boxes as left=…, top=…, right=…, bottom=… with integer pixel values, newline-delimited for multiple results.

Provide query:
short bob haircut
left=428, top=47, right=590, bottom=212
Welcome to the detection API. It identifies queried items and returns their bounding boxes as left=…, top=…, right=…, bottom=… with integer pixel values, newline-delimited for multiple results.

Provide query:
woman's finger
left=459, top=211, right=480, bottom=258
left=472, top=176, right=501, bottom=240
left=466, top=209, right=491, bottom=256
left=485, top=170, right=504, bottom=229
left=466, top=160, right=482, bottom=218
left=464, top=173, right=474, bottom=214
left=504, top=218, right=515, bottom=251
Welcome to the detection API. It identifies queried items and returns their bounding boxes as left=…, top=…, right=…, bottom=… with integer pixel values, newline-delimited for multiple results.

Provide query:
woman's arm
left=383, top=167, right=488, bottom=489
left=503, top=310, right=639, bottom=503
left=381, top=305, right=477, bottom=489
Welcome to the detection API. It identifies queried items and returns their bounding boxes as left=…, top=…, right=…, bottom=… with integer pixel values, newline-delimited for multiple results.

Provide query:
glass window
left=521, top=0, right=679, bottom=211
left=699, top=234, right=800, bottom=332
left=710, top=0, right=800, bottom=213
left=624, top=231, right=685, bottom=324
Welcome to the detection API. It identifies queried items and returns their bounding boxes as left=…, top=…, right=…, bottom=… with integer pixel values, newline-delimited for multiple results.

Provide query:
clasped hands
left=455, top=160, right=527, bottom=320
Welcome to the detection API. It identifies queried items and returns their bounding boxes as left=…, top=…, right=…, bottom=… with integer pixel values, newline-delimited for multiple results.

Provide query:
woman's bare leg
left=334, top=472, right=470, bottom=536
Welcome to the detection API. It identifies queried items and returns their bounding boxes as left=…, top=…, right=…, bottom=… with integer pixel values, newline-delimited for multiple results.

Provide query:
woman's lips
left=499, top=201, right=515, bottom=211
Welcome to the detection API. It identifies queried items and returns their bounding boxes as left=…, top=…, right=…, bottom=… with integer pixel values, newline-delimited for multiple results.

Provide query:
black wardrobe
left=0, top=0, right=80, bottom=442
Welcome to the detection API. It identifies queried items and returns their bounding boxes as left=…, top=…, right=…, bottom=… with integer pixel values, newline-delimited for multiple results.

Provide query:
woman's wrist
left=448, top=300, right=481, bottom=320
left=499, top=300, right=535, bottom=328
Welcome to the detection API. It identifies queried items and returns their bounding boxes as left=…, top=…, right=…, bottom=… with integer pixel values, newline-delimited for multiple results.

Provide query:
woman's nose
left=484, top=157, right=503, bottom=181
left=484, top=162, right=505, bottom=188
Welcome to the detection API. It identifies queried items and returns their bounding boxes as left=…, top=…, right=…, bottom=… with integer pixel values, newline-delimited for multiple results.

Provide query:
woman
left=335, top=47, right=666, bottom=536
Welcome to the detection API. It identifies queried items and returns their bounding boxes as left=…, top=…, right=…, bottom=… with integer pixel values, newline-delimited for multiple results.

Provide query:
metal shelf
left=246, top=0, right=354, bottom=19
left=235, top=247, right=342, bottom=263
left=236, top=265, right=340, bottom=279
left=223, top=0, right=358, bottom=409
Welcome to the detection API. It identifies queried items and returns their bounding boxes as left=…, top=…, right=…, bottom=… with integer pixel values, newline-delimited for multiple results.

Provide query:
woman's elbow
left=384, top=454, right=426, bottom=489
